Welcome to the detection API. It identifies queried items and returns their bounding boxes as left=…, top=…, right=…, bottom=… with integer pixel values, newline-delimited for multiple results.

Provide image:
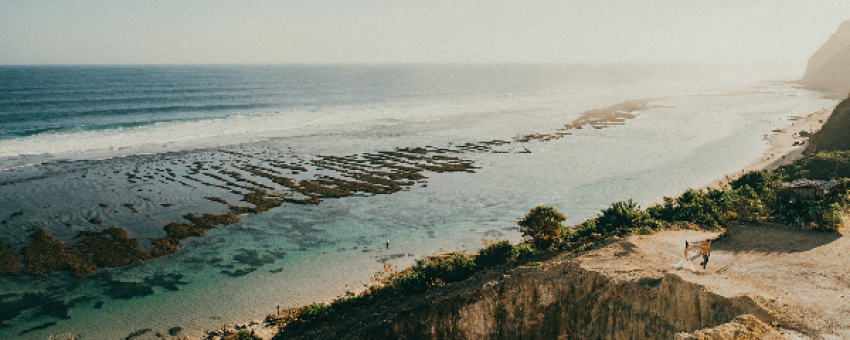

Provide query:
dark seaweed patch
left=1, top=293, right=51, bottom=328
left=221, top=268, right=256, bottom=277
left=168, top=326, right=182, bottom=336
left=19, top=321, right=57, bottom=335
left=125, top=328, right=151, bottom=340
left=104, top=281, right=154, bottom=300
left=143, top=273, right=188, bottom=292
left=232, top=249, right=276, bottom=267
left=0, top=292, right=87, bottom=328
left=269, top=249, right=287, bottom=259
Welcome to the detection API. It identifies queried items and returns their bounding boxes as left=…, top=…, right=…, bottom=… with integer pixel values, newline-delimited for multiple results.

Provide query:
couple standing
left=674, top=240, right=711, bottom=271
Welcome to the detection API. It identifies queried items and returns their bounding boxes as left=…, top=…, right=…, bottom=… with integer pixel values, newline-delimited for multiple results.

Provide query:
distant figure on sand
left=674, top=241, right=695, bottom=270
left=698, top=240, right=712, bottom=270
left=386, top=240, right=390, bottom=249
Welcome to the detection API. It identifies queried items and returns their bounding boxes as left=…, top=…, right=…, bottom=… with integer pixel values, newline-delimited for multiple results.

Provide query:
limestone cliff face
left=802, top=20, right=850, bottom=94
left=385, top=262, right=774, bottom=340
left=274, top=236, right=783, bottom=340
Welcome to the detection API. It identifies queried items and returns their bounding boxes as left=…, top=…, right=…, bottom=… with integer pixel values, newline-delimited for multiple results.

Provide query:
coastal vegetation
left=774, top=150, right=850, bottom=180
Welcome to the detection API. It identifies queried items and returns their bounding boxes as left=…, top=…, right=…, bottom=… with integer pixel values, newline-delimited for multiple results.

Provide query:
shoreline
left=706, top=107, right=834, bottom=190
left=203, top=107, right=840, bottom=339
left=4, top=85, right=834, bottom=339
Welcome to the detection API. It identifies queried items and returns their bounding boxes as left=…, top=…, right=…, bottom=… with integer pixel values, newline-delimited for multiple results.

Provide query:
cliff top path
left=583, top=224, right=850, bottom=339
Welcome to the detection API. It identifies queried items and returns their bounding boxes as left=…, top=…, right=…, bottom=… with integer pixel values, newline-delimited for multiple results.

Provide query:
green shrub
left=774, top=151, right=850, bottom=180
left=596, top=199, right=652, bottom=234
left=297, top=302, right=332, bottom=322
left=515, top=244, right=538, bottom=259
left=559, top=224, right=575, bottom=243
left=733, top=185, right=768, bottom=222
left=388, top=253, right=477, bottom=294
left=475, top=240, right=519, bottom=267
left=635, top=225, right=654, bottom=235
left=731, top=170, right=775, bottom=194
left=517, top=206, right=566, bottom=249
left=780, top=201, right=847, bottom=232
left=573, top=219, right=599, bottom=238
left=647, top=189, right=725, bottom=229
left=814, top=203, right=848, bottom=232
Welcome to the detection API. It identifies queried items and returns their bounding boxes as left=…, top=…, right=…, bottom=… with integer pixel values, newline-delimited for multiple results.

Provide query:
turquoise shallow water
left=0, top=64, right=839, bottom=339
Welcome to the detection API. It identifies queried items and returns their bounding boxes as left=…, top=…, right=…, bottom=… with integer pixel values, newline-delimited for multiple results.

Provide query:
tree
left=517, top=206, right=566, bottom=249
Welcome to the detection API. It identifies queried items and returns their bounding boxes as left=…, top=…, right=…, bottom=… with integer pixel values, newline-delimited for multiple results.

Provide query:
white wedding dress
left=674, top=252, right=696, bottom=270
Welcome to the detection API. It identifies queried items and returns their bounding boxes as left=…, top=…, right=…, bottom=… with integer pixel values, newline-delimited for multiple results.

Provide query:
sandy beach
left=707, top=107, right=834, bottom=189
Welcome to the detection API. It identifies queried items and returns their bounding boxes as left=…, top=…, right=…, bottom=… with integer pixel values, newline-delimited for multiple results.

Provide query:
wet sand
left=707, top=107, right=834, bottom=189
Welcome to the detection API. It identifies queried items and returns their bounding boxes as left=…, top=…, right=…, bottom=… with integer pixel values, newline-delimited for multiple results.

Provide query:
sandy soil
left=578, top=225, right=850, bottom=339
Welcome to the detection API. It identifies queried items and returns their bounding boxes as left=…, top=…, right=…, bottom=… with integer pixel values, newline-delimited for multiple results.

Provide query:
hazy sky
left=1, top=1, right=848, bottom=65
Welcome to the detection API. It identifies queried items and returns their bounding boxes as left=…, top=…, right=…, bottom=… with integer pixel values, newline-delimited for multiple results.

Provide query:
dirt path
left=577, top=224, right=850, bottom=339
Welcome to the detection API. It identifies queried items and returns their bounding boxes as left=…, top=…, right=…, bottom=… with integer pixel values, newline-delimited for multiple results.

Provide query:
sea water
left=0, top=64, right=838, bottom=339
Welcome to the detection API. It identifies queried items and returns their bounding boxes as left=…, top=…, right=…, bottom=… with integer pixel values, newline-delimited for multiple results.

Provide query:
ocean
left=0, top=64, right=838, bottom=339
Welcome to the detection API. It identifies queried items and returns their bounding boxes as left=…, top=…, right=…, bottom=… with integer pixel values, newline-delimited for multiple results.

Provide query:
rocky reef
left=74, top=227, right=151, bottom=268
left=0, top=240, right=21, bottom=276
left=0, top=98, right=657, bottom=277
left=21, top=229, right=97, bottom=276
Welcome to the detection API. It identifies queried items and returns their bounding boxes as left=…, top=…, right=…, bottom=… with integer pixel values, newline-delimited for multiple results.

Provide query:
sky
left=0, top=1, right=848, bottom=66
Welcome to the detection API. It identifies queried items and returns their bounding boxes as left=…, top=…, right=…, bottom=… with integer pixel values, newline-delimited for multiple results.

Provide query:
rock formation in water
left=802, top=20, right=850, bottom=94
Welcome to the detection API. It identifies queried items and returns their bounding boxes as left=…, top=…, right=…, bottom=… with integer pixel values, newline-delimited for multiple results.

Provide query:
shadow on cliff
left=712, top=222, right=842, bottom=255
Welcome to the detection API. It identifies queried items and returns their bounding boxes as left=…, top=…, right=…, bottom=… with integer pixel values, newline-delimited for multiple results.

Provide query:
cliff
left=802, top=20, right=850, bottom=94
left=805, top=97, right=850, bottom=153
left=271, top=224, right=850, bottom=339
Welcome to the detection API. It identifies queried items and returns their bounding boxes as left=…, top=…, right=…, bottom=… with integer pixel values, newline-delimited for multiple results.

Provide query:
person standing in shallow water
left=699, top=240, right=711, bottom=270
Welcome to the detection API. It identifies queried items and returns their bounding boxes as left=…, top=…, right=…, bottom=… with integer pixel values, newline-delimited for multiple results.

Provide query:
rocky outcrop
left=674, top=315, right=784, bottom=340
left=802, top=20, right=850, bottom=94
left=805, top=97, right=850, bottom=153
left=386, top=263, right=773, bottom=340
